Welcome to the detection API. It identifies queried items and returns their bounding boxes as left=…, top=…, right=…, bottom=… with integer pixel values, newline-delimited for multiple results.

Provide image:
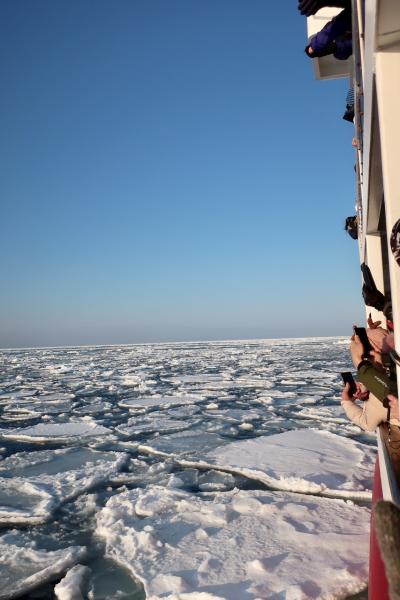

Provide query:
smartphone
left=353, top=326, right=373, bottom=358
left=341, top=372, right=357, bottom=396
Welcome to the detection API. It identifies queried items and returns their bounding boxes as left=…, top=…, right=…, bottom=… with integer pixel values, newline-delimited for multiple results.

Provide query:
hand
left=367, top=313, right=382, bottom=329
left=342, top=382, right=355, bottom=402
left=350, top=334, right=366, bottom=368
left=354, top=382, right=370, bottom=401
left=342, top=381, right=369, bottom=402
left=350, top=332, right=380, bottom=368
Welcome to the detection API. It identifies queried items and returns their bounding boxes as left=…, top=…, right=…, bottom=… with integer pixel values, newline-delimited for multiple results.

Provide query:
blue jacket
left=308, top=8, right=352, bottom=60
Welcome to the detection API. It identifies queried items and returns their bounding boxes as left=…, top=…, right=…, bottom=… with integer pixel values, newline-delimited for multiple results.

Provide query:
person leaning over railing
left=304, top=6, right=352, bottom=60
left=346, top=332, right=400, bottom=486
left=341, top=383, right=398, bottom=432
left=340, top=332, right=399, bottom=432
left=297, top=0, right=353, bottom=60
left=352, top=330, right=397, bottom=398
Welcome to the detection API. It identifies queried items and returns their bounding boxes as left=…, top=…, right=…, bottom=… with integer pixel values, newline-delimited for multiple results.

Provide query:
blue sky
left=0, top=1, right=364, bottom=347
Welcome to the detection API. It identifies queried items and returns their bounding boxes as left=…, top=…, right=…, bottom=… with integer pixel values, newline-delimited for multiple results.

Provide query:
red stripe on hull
left=369, top=457, right=389, bottom=600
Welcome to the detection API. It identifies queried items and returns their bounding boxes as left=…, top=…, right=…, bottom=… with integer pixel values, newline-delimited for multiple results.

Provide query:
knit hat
left=390, top=219, right=400, bottom=266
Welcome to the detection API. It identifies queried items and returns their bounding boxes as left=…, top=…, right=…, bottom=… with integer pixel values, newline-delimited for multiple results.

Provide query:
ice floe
left=115, top=415, right=193, bottom=437
left=140, top=429, right=375, bottom=499
left=0, top=421, right=112, bottom=443
left=120, top=375, right=143, bottom=387
left=204, top=408, right=263, bottom=424
left=118, top=395, right=203, bottom=410
left=201, top=429, right=375, bottom=499
left=139, top=431, right=224, bottom=459
left=96, top=484, right=370, bottom=599
left=0, top=533, right=87, bottom=600
left=4, top=400, right=73, bottom=416
left=153, top=405, right=201, bottom=418
left=54, top=564, right=91, bottom=600
left=37, top=392, right=76, bottom=402
left=72, top=401, right=112, bottom=415
left=167, top=374, right=229, bottom=384
left=0, top=447, right=127, bottom=524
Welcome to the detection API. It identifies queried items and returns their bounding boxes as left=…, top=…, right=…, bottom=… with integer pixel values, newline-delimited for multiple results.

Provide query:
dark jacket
left=307, top=8, right=352, bottom=60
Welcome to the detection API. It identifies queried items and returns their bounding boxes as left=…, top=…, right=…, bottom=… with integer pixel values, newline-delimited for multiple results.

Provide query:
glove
left=298, top=0, right=349, bottom=17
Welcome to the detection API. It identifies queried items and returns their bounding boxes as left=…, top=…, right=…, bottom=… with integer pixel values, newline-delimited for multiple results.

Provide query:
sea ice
left=152, top=405, right=201, bottom=418
left=141, top=429, right=375, bottom=499
left=37, top=392, right=76, bottom=401
left=96, top=485, right=370, bottom=599
left=296, top=405, right=349, bottom=424
left=0, top=337, right=375, bottom=597
left=73, top=401, right=112, bottom=415
left=4, top=400, right=73, bottom=415
left=233, top=377, right=275, bottom=389
left=167, top=374, right=228, bottom=384
left=0, top=533, right=87, bottom=600
left=54, top=564, right=91, bottom=600
left=120, top=375, right=143, bottom=387
left=204, top=408, right=262, bottom=424
left=116, top=415, right=192, bottom=437
left=201, top=429, right=375, bottom=499
left=118, top=395, right=203, bottom=410
left=0, top=411, right=40, bottom=423
left=0, top=448, right=127, bottom=524
left=139, top=431, right=224, bottom=459
left=0, top=421, right=112, bottom=443
left=197, top=470, right=236, bottom=491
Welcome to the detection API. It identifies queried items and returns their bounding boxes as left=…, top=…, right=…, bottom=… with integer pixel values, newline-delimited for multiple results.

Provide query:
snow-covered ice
left=0, top=421, right=112, bottom=443
left=96, top=485, right=370, bottom=599
left=116, top=415, right=193, bottom=437
left=0, top=447, right=128, bottom=524
left=139, top=429, right=374, bottom=499
left=118, top=394, right=203, bottom=410
left=54, top=564, right=91, bottom=600
left=202, top=429, right=375, bottom=499
left=0, top=533, right=87, bottom=600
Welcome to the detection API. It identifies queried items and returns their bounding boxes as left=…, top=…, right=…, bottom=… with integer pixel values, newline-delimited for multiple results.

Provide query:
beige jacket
left=341, top=394, right=400, bottom=432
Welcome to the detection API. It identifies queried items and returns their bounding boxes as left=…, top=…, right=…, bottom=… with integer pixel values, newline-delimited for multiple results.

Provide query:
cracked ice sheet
left=96, top=485, right=369, bottom=600
left=0, top=533, right=87, bottom=600
left=0, top=448, right=128, bottom=524
left=140, top=429, right=375, bottom=500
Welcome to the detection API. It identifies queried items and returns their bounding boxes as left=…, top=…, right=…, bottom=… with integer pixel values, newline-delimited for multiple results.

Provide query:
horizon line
left=0, top=334, right=348, bottom=352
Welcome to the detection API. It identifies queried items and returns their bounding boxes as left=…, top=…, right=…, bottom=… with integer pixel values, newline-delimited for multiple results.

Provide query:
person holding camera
left=340, top=332, right=399, bottom=432
left=341, top=383, right=398, bottom=432
left=350, top=332, right=397, bottom=400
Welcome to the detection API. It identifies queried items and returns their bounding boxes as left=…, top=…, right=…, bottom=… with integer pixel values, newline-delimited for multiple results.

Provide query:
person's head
left=383, top=301, right=394, bottom=331
left=345, top=216, right=358, bottom=239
